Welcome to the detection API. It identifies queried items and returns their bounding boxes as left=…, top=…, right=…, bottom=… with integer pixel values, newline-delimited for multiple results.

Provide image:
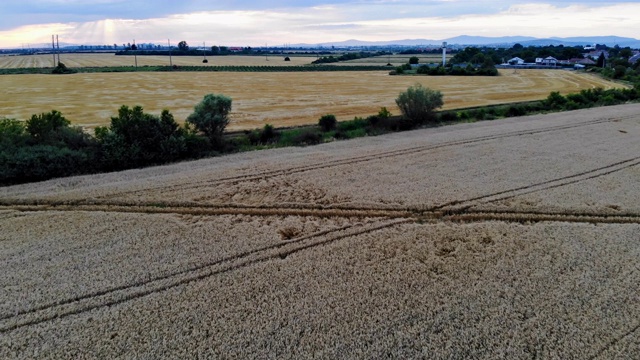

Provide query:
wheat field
left=0, top=68, right=623, bottom=130
left=1, top=104, right=639, bottom=358
left=0, top=53, right=314, bottom=68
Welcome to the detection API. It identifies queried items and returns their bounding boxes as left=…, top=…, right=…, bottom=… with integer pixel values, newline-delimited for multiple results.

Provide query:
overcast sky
left=1, top=1, right=639, bottom=48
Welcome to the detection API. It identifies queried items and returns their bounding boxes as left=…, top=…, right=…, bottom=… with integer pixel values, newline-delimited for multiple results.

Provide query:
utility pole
left=203, top=41, right=208, bottom=63
left=52, top=35, right=56, bottom=67
left=56, top=35, right=60, bottom=65
left=168, top=39, right=173, bottom=67
left=133, top=39, right=137, bottom=69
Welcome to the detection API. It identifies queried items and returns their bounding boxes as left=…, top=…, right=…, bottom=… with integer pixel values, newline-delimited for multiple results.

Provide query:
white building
left=508, top=57, right=525, bottom=65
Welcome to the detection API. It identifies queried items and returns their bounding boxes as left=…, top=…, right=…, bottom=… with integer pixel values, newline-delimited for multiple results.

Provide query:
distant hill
left=304, top=35, right=640, bottom=48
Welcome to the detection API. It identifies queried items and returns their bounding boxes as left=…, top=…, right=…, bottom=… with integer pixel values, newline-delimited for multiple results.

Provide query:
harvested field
left=0, top=69, right=623, bottom=130
left=1, top=104, right=640, bottom=358
left=0, top=53, right=313, bottom=68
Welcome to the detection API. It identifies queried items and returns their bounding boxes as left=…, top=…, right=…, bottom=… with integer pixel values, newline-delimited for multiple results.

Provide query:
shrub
left=544, top=91, right=567, bottom=110
left=292, top=130, right=322, bottom=146
left=0, top=145, right=92, bottom=185
left=318, top=114, right=337, bottom=132
left=186, top=93, right=232, bottom=148
left=506, top=105, right=527, bottom=117
left=96, top=106, right=187, bottom=169
left=1, top=118, right=28, bottom=148
left=378, top=107, right=392, bottom=119
left=51, top=62, right=76, bottom=74
left=342, top=128, right=367, bottom=139
left=395, top=84, right=444, bottom=126
left=439, top=111, right=458, bottom=122
left=338, top=117, right=368, bottom=132
left=248, top=124, right=279, bottom=145
left=26, top=110, right=70, bottom=141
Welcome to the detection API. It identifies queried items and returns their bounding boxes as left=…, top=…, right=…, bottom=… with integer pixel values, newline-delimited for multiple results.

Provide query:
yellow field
left=2, top=105, right=640, bottom=358
left=0, top=53, right=444, bottom=68
left=0, top=53, right=313, bottom=68
left=0, top=69, right=623, bottom=130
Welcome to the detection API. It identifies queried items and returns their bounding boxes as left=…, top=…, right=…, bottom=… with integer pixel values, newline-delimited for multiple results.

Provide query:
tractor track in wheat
left=0, top=217, right=411, bottom=333
left=93, top=115, right=628, bottom=201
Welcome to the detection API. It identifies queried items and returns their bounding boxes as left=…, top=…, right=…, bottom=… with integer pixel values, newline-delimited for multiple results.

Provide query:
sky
left=1, top=0, right=639, bottom=48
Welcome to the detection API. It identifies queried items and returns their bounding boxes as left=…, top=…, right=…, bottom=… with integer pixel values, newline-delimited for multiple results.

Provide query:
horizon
left=3, top=34, right=639, bottom=51
left=1, top=1, right=640, bottom=48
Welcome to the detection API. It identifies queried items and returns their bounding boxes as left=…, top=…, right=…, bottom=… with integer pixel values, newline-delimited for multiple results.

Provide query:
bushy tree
left=395, top=84, right=444, bottom=125
left=95, top=105, right=187, bottom=169
left=409, top=56, right=419, bottom=65
left=1, top=118, right=28, bottom=149
left=186, top=94, right=232, bottom=148
left=178, top=41, right=189, bottom=51
left=26, top=110, right=69, bottom=140
left=51, top=62, right=76, bottom=74
left=318, top=114, right=337, bottom=132
left=1, top=112, right=98, bottom=184
left=544, top=91, right=567, bottom=109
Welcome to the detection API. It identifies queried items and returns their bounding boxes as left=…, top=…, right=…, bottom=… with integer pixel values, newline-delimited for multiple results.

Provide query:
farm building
left=536, top=56, right=558, bottom=66
left=507, top=57, right=525, bottom=65
left=569, top=57, right=596, bottom=66
left=586, top=50, right=610, bottom=61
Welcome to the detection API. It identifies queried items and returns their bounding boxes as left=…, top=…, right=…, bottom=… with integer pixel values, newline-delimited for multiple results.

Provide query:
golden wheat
left=0, top=68, right=624, bottom=130
left=0, top=53, right=314, bottom=68
left=1, top=105, right=640, bottom=358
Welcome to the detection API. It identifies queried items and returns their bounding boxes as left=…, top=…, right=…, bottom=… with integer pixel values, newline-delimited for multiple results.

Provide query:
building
left=586, top=50, right=609, bottom=61
left=507, top=57, right=525, bottom=65
left=536, top=56, right=558, bottom=66
left=569, top=57, right=596, bottom=66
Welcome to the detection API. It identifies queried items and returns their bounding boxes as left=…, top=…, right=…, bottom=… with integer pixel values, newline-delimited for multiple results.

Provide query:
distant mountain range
left=304, top=36, right=640, bottom=48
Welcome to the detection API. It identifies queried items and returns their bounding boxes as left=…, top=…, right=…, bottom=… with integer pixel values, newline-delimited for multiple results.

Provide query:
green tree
left=409, top=56, right=419, bottom=65
left=597, top=52, right=606, bottom=68
left=0, top=118, right=28, bottom=149
left=318, top=114, right=337, bottom=132
left=613, top=65, right=627, bottom=79
left=544, top=91, right=567, bottom=110
left=96, top=105, right=187, bottom=169
left=186, top=94, right=232, bottom=148
left=469, top=53, right=486, bottom=65
left=619, top=48, right=633, bottom=60
left=1, top=112, right=98, bottom=184
left=26, top=110, right=70, bottom=141
left=178, top=41, right=189, bottom=51
left=395, top=84, right=444, bottom=125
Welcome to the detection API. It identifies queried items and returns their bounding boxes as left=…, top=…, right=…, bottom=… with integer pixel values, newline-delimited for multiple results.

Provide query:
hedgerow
left=2, top=86, right=637, bottom=185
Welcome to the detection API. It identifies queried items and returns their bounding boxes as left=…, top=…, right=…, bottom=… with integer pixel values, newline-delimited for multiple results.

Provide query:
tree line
left=2, top=83, right=638, bottom=185
left=0, top=95, right=231, bottom=185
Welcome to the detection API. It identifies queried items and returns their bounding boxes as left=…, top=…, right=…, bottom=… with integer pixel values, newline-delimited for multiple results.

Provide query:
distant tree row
left=311, top=51, right=391, bottom=64
left=449, top=43, right=637, bottom=65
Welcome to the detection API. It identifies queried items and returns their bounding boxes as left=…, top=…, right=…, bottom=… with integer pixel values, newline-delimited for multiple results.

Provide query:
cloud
left=1, top=2, right=640, bottom=47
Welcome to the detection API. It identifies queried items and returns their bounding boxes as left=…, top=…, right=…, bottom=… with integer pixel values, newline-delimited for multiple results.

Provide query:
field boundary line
left=442, top=211, right=640, bottom=225
left=435, top=156, right=640, bottom=211
left=0, top=201, right=414, bottom=219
